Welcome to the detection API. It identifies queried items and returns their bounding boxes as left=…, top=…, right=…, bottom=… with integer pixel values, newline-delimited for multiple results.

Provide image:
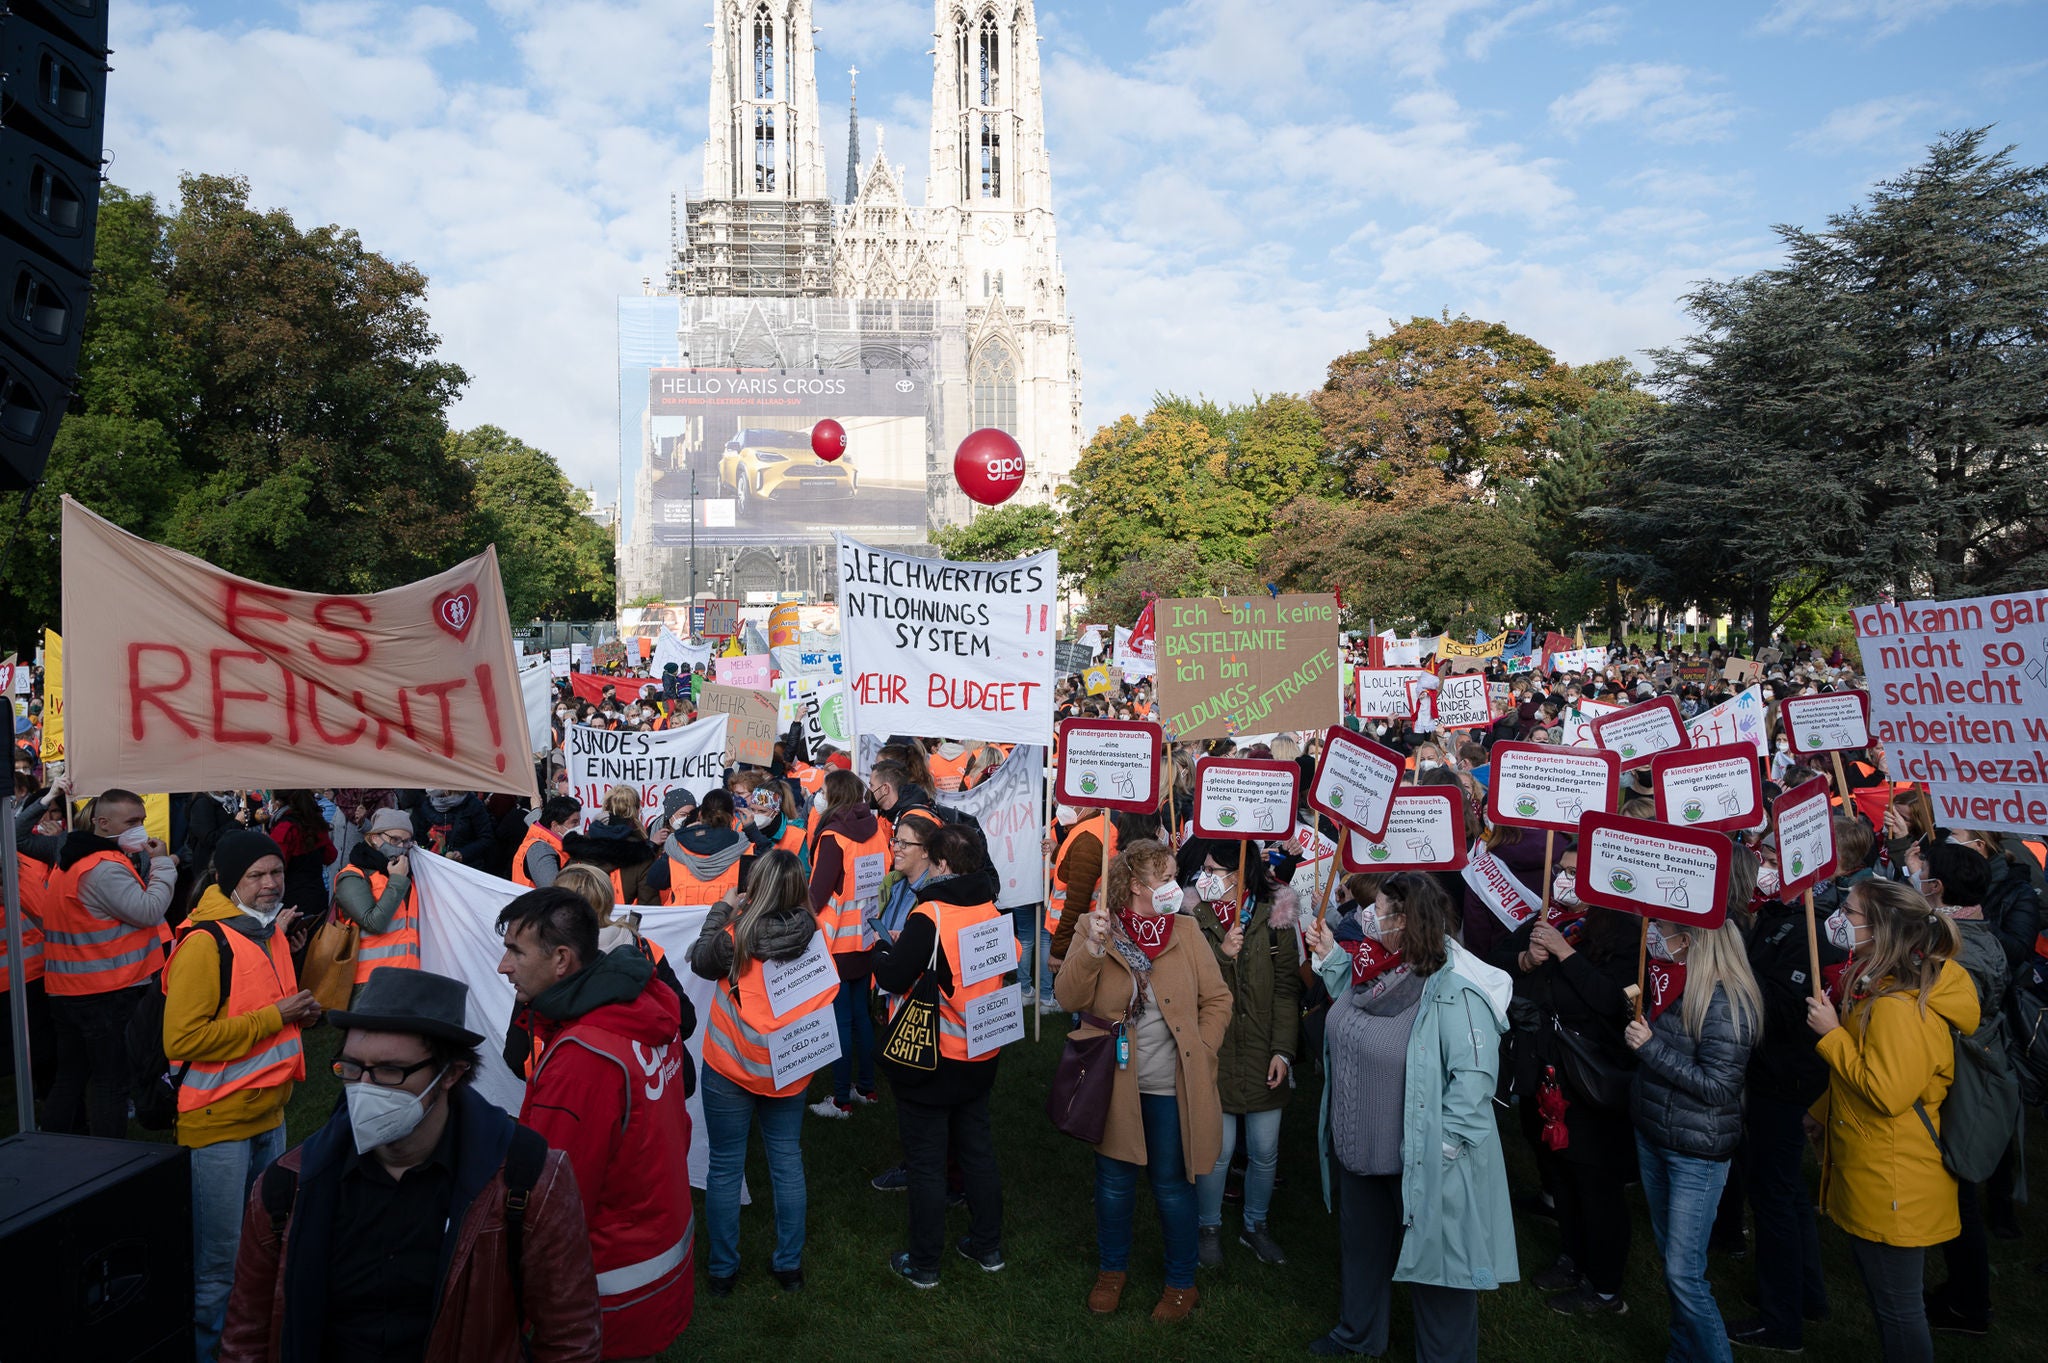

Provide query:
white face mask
left=1552, top=872, right=1580, bottom=908
left=1149, top=882, right=1183, bottom=915
left=1056, top=804, right=1081, bottom=826
left=1756, top=866, right=1782, bottom=898
left=1775, top=739, right=1790, bottom=752
left=232, top=892, right=282, bottom=928
left=116, top=825, right=151, bottom=854
left=1194, top=870, right=1228, bottom=902
left=1824, top=908, right=1864, bottom=951
left=1356, top=905, right=1388, bottom=942
left=346, top=1067, right=448, bottom=1154
left=812, top=793, right=828, bottom=812
left=1417, top=759, right=1442, bottom=773
left=1646, top=924, right=1680, bottom=963
left=752, top=810, right=776, bottom=828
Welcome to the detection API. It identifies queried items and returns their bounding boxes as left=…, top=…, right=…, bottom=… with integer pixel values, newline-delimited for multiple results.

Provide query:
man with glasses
left=219, top=967, right=603, bottom=1362
left=334, top=807, right=421, bottom=1006
left=163, top=829, right=319, bottom=1361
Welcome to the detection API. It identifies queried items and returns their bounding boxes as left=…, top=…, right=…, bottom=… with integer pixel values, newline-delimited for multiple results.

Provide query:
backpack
left=1913, top=923, right=2022, bottom=1184
left=127, top=920, right=231, bottom=1131
left=2005, top=955, right=2048, bottom=1106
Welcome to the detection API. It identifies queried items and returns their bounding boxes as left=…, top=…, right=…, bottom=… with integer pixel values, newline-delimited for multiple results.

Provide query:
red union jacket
left=518, top=952, right=695, bottom=1359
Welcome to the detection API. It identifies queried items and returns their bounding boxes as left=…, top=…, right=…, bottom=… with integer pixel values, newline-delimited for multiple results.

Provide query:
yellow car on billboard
left=717, top=427, right=859, bottom=520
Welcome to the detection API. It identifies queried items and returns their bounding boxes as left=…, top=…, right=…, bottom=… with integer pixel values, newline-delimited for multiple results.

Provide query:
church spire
left=844, top=65, right=861, bottom=203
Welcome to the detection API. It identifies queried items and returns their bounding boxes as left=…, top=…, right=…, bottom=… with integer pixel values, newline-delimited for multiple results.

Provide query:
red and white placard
left=1779, top=690, right=1871, bottom=757
left=1355, top=668, right=1428, bottom=719
left=1434, top=673, right=1493, bottom=731
left=1589, top=695, right=1690, bottom=769
left=1191, top=757, right=1300, bottom=840
left=1306, top=726, right=1403, bottom=837
left=1772, top=776, right=1839, bottom=899
left=1651, top=743, right=1764, bottom=834
left=1488, top=742, right=1621, bottom=833
left=1055, top=718, right=1162, bottom=813
left=1342, top=786, right=1468, bottom=872
left=1574, top=812, right=1733, bottom=929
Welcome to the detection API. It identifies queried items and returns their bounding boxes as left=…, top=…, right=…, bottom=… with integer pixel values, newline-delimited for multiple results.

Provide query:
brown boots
left=1085, top=1271, right=1126, bottom=1314
left=1150, top=1285, right=1199, bottom=1322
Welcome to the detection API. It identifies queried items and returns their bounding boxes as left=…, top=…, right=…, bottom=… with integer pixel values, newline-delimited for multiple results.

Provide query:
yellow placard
left=1083, top=665, right=1116, bottom=696
left=39, top=628, right=62, bottom=762
left=1434, top=635, right=1506, bottom=659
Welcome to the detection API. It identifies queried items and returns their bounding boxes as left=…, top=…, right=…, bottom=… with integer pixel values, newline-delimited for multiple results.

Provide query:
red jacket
left=518, top=954, right=695, bottom=1359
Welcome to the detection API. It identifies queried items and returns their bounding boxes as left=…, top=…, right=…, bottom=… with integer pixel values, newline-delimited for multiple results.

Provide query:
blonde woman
left=1621, top=850, right=1765, bottom=1363
left=1806, top=879, right=1979, bottom=1363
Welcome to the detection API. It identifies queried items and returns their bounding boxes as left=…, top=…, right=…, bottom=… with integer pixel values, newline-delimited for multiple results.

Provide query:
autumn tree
left=929, top=501, right=1059, bottom=562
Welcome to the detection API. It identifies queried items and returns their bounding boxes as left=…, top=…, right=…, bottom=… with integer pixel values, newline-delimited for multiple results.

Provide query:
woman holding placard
left=1056, top=840, right=1232, bottom=1323
left=1179, top=838, right=1302, bottom=1268
left=1306, top=872, right=1517, bottom=1360
left=1806, top=879, right=1978, bottom=1363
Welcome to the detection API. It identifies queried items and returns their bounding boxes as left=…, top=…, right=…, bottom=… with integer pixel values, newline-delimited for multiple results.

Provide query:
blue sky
left=108, top=0, right=2046, bottom=496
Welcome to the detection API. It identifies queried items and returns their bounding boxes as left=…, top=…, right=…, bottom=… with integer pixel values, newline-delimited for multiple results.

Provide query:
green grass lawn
left=9, top=1010, right=2044, bottom=1361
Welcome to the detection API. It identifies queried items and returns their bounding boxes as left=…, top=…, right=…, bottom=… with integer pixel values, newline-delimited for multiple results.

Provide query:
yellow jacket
left=162, top=887, right=295, bottom=1149
left=1813, top=957, right=1981, bottom=1247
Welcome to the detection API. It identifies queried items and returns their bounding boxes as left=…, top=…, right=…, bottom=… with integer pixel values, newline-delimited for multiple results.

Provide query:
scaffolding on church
left=673, top=199, right=836, bottom=297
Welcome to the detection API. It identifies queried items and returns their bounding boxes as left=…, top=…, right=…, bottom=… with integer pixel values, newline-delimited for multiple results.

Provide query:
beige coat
left=1055, top=913, right=1234, bottom=1174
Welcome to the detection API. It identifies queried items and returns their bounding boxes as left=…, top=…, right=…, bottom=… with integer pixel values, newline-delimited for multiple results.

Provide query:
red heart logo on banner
left=433, top=585, right=479, bottom=641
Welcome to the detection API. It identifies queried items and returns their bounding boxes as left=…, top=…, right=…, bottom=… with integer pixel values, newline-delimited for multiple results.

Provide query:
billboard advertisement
left=619, top=296, right=959, bottom=605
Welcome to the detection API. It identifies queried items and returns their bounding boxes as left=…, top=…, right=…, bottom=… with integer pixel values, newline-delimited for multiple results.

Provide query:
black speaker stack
left=0, top=0, right=107, bottom=493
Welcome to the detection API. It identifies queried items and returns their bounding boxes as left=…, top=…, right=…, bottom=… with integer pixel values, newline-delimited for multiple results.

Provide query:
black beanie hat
left=213, top=830, right=284, bottom=894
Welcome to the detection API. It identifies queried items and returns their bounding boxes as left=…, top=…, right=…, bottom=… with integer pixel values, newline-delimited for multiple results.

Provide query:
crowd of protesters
left=3, top=624, right=2046, bottom=1363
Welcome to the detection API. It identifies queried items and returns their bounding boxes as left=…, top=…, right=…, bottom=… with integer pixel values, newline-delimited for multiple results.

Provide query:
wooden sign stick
left=1803, top=887, right=1823, bottom=1003
left=1634, top=917, right=1650, bottom=1022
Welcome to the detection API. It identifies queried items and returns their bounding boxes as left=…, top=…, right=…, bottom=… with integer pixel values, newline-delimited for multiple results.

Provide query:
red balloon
left=953, top=428, right=1026, bottom=506
left=810, top=418, right=847, bottom=462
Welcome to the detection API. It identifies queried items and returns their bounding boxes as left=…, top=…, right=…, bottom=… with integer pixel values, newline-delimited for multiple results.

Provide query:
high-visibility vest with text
left=818, top=825, right=889, bottom=955
left=891, top=897, right=1006, bottom=1062
left=704, top=925, right=839, bottom=1097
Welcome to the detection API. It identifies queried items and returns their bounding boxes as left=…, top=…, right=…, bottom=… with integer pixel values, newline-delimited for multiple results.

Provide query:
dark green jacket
left=1194, top=887, right=1303, bottom=1113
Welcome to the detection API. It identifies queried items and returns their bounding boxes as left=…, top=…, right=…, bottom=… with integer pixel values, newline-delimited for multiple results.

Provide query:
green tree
left=929, top=502, right=1059, bottom=562
left=1082, top=542, right=1260, bottom=627
left=450, top=426, right=615, bottom=621
left=1059, top=408, right=1261, bottom=592
left=1312, top=312, right=1591, bottom=506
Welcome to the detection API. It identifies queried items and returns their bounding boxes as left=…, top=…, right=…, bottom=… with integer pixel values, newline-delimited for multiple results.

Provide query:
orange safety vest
left=2023, top=839, right=2046, bottom=872
left=928, top=750, right=973, bottom=793
left=818, top=824, right=890, bottom=955
left=789, top=762, right=825, bottom=797
left=511, top=821, right=565, bottom=888
left=891, top=898, right=1006, bottom=1061
left=2, top=853, right=48, bottom=991
left=172, top=924, right=305, bottom=1115
left=703, top=925, right=839, bottom=1097
left=43, top=850, right=167, bottom=996
left=335, top=864, right=421, bottom=984
left=1046, top=820, right=1119, bottom=935
left=661, top=842, right=743, bottom=907
left=773, top=819, right=808, bottom=860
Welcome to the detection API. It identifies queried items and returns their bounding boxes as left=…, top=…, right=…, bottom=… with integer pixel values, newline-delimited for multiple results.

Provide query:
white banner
left=1683, top=685, right=1769, bottom=760
left=411, top=850, right=723, bottom=1192
left=520, top=663, right=554, bottom=758
left=650, top=627, right=693, bottom=677
left=836, top=534, right=1057, bottom=746
left=935, top=744, right=1048, bottom=910
left=564, top=718, right=726, bottom=830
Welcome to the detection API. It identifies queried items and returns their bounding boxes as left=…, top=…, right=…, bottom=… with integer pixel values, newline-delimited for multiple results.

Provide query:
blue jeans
left=830, top=973, right=875, bottom=1103
left=1195, top=1107, right=1283, bottom=1230
left=700, top=1067, right=808, bottom=1277
left=1095, top=1092, right=1198, bottom=1289
left=1010, top=907, right=1054, bottom=1005
left=191, top=1121, right=287, bottom=1362
left=1635, top=1132, right=1734, bottom=1363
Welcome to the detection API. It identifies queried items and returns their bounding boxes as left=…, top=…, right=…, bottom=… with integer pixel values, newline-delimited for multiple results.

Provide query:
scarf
left=1117, top=909, right=1175, bottom=960
left=1644, top=960, right=1687, bottom=1021
left=1340, top=935, right=1412, bottom=1004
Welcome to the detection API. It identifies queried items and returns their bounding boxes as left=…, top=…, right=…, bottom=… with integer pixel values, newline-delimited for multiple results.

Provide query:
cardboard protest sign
left=1855, top=590, right=2048, bottom=833
left=1724, top=658, right=1762, bottom=685
left=1434, top=673, right=1493, bottom=731
left=1651, top=743, right=1764, bottom=833
left=1154, top=594, right=1340, bottom=741
left=1354, top=667, right=1426, bottom=719
left=702, top=599, right=741, bottom=639
left=1779, top=690, right=1872, bottom=757
left=1191, top=757, right=1300, bottom=840
left=1772, top=776, right=1840, bottom=898
left=1343, top=786, right=1468, bottom=872
left=1684, top=685, right=1768, bottom=759
left=1488, top=742, right=1619, bottom=832
left=714, top=654, right=773, bottom=689
left=60, top=495, right=536, bottom=799
left=836, top=535, right=1057, bottom=746
left=1574, top=812, right=1733, bottom=930
left=697, top=683, right=779, bottom=765
left=1306, top=726, right=1403, bottom=837
left=1589, top=695, right=1690, bottom=769
left=1462, top=844, right=1543, bottom=932
left=564, top=718, right=725, bottom=829
left=1056, top=719, right=1162, bottom=813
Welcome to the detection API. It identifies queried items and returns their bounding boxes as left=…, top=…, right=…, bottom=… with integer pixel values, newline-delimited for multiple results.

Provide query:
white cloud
left=1758, top=0, right=2030, bottom=37
left=1795, top=95, right=1942, bottom=150
left=1374, top=225, right=1499, bottom=283
left=1549, top=63, right=1738, bottom=142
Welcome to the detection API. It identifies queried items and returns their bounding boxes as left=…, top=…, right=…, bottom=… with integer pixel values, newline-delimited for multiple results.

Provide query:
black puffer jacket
left=687, top=895, right=817, bottom=980
left=1630, top=983, right=1755, bottom=1161
left=1982, top=855, right=2044, bottom=974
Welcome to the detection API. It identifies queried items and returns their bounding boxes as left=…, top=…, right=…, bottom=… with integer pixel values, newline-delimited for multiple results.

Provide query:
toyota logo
left=894, top=378, right=915, bottom=393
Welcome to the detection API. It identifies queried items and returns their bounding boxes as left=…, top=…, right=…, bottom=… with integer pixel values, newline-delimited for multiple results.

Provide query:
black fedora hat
left=328, top=968, right=485, bottom=1047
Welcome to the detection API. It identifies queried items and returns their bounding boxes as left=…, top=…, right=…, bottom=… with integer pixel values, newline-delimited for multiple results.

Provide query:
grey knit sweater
left=1327, top=970, right=1426, bottom=1176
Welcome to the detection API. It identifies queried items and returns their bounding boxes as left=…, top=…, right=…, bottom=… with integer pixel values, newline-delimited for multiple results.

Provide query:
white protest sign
left=1651, top=743, right=1763, bottom=833
left=1575, top=813, right=1732, bottom=928
left=1779, top=691, right=1871, bottom=757
left=549, top=646, right=571, bottom=679
left=778, top=675, right=852, bottom=755
left=1192, top=758, right=1300, bottom=839
left=1549, top=647, right=1609, bottom=674
left=1384, top=636, right=1424, bottom=667
left=1773, top=776, right=1839, bottom=898
left=836, top=535, right=1057, bottom=746
left=1564, top=698, right=1623, bottom=748
left=1487, top=742, right=1620, bottom=833
left=1435, top=673, right=1493, bottom=731
left=1113, top=625, right=1156, bottom=679
left=1461, top=845, right=1543, bottom=932
left=761, top=931, right=838, bottom=1016
left=1343, top=787, right=1468, bottom=872
left=1056, top=719, right=1161, bottom=811
left=520, top=663, right=553, bottom=757
left=1589, top=696, right=1690, bottom=769
left=964, top=984, right=1026, bottom=1057
left=852, top=852, right=886, bottom=904
left=1306, top=727, right=1402, bottom=837
left=563, top=719, right=726, bottom=830
left=766, top=1008, right=843, bottom=1089
left=1684, top=685, right=1768, bottom=759
left=957, top=917, right=1016, bottom=987
left=1354, top=668, right=1426, bottom=718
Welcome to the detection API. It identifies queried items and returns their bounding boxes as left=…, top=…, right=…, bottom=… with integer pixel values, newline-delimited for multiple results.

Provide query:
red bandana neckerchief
left=1118, top=909, right=1175, bottom=960
left=1340, top=935, right=1406, bottom=990
left=1644, top=960, right=1687, bottom=1021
